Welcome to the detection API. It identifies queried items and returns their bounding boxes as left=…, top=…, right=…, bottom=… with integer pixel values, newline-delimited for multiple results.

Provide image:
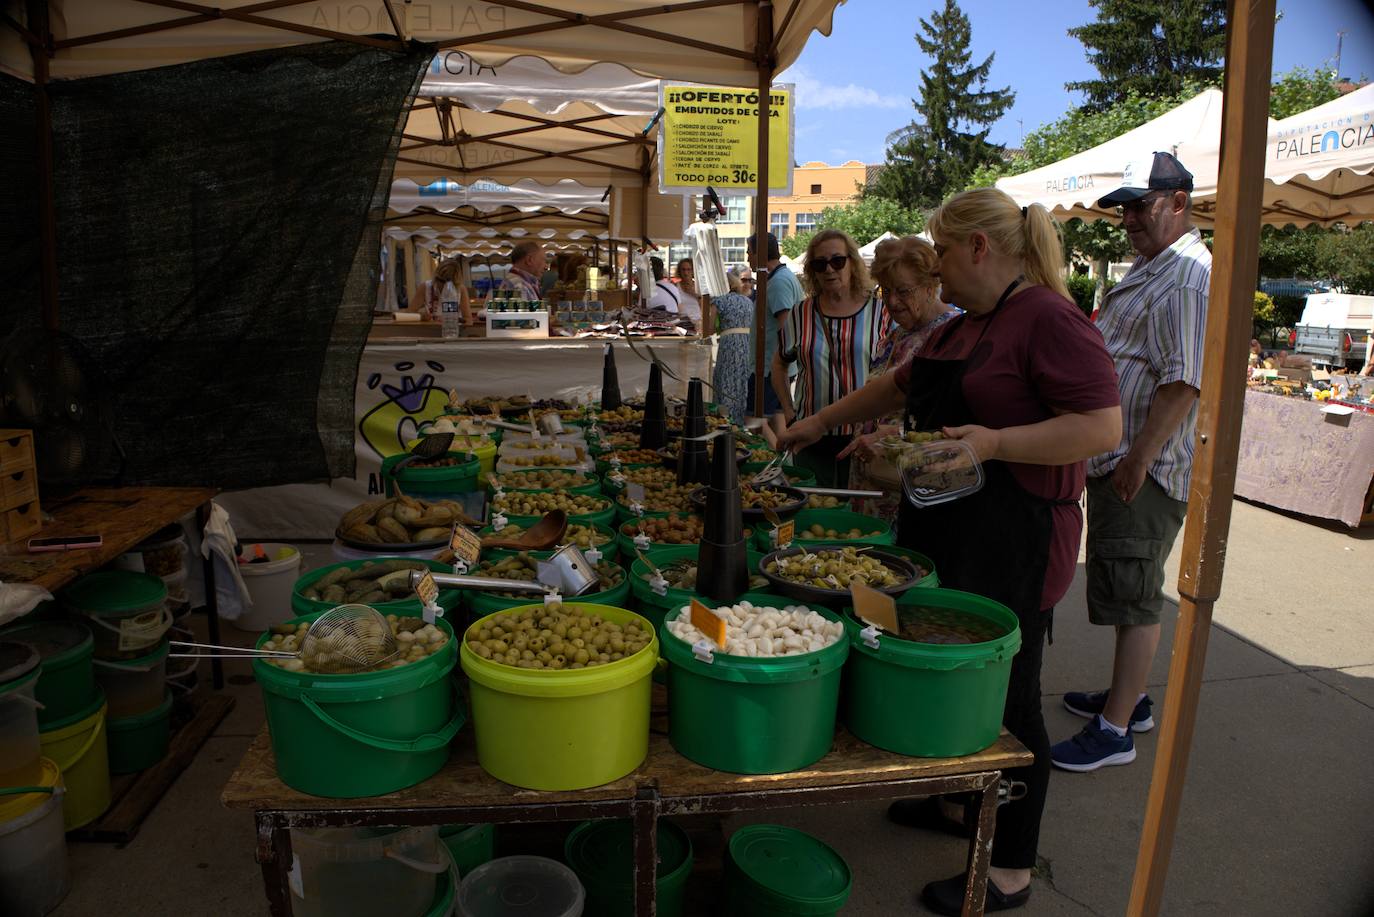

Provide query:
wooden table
left=223, top=725, right=1032, bottom=916
left=0, top=486, right=223, bottom=686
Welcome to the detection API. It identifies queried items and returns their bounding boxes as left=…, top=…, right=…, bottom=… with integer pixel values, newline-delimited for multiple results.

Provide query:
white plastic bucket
left=0, top=759, right=69, bottom=917
left=290, top=826, right=447, bottom=917
left=231, top=544, right=302, bottom=633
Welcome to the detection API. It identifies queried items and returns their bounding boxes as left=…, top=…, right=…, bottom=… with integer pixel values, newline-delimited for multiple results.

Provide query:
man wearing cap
left=1052, top=152, right=1211, bottom=772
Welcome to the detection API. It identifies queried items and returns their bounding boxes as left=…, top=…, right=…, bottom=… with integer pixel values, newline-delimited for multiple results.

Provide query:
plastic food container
left=440, top=823, right=495, bottom=878
left=564, top=819, right=692, bottom=917
left=725, top=824, right=851, bottom=916
left=0, top=757, right=70, bottom=917
left=841, top=588, right=1021, bottom=757
left=0, top=620, right=95, bottom=729
left=234, top=544, right=303, bottom=633
left=290, top=826, right=447, bottom=917
left=114, top=523, right=187, bottom=576
left=107, top=691, right=173, bottom=774
left=658, top=594, right=848, bottom=774
left=457, top=856, right=584, bottom=917
left=253, top=613, right=465, bottom=799
left=38, top=692, right=110, bottom=831
left=459, top=604, right=656, bottom=791
left=93, top=640, right=168, bottom=718
left=898, top=438, right=985, bottom=506
left=0, top=641, right=43, bottom=786
left=60, top=571, right=171, bottom=660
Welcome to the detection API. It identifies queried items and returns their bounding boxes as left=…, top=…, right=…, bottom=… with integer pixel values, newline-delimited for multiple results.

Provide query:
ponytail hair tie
left=1021, top=206, right=1028, bottom=219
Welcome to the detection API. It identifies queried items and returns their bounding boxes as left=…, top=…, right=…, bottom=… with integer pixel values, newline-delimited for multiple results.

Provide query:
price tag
left=689, top=598, right=727, bottom=648
left=633, top=531, right=651, bottom=550
left=850, top=580, right=899, bottom=633
left=491, top=512, right=508, bottom=532
left=449, top=524, right=482, bottom=566
left=585, top=546, right=603, bottom=564
left=415, top=572, right=440, bottom=607
left=773, top=519, right=795, bottom=549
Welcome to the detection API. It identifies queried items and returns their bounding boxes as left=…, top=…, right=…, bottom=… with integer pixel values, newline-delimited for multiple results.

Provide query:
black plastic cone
left=697, top=429, right=748, bottom=601
left=601, top=344, right=622, bottom=411
left=639, top=362, right=668, bottom=449
left=677, top=378, right=709, bottom=486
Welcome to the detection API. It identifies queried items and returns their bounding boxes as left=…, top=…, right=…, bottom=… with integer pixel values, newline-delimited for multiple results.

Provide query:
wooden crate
left=2, top=500, right=41, bottom=543
left=0, top=467, right=38, bottom=510
left=0, top=429, right=34, bottom=475
left=0, top=430, right=39, bottom=542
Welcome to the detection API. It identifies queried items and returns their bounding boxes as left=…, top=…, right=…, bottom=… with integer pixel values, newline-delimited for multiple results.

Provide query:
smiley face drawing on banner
left=359, top=359, right=452, bottom=459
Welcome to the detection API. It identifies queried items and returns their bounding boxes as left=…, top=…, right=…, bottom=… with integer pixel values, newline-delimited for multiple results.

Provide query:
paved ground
left=50, top=498, right=1374, bottom=916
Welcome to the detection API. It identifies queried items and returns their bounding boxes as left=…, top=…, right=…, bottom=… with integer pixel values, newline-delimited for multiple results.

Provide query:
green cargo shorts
left=1085, top=474, right=1187, bottom=626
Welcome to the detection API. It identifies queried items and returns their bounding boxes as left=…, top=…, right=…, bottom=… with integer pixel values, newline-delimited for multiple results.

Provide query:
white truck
left=1291, top=292, right=1374, bottom=371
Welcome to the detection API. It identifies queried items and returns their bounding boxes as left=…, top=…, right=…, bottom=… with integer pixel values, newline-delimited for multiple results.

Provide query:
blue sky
left=778, top=0, right=1374, bottom=165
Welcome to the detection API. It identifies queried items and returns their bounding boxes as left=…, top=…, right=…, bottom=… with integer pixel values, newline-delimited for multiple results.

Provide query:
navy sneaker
left=1063, top=689, right=1154, bottom=732
left=1051, top=719, right=1136, bottom=772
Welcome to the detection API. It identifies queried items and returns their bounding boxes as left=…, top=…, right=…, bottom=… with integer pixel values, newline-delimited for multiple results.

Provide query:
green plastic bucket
left=564, top=818, right=693, bottom=917
left=725, top=824, right=851, bottom=916
left=459, top=603, right=657, bottom=790
left=60, top=571, right=170, bottom=660
left=440, top=823, right=494, bottom=878
left=382, top=450, right=481, bottom=498
left=659, top=593, right=848, bottom=774
left=614, top=515, right=713, bottom=564
left=841, top=588, right=1021, bottom=757
left=489, top=470, right=601, bottom=496
left=1, top=620, right=95, bottom=729
left=292, top=558, right=465, bottom=617
left=106, top=691, right=172, bottom=775
left=627, top=546, right=765, bottom=636
left=879, top=544, right=940, bottom=589
left=498, top=500, right=615, bottom=530
left=252, top=613, right=465, bottom=798
left=466, top=564, right=631, bottom=617
left=752, top=508, right=894, bottom=552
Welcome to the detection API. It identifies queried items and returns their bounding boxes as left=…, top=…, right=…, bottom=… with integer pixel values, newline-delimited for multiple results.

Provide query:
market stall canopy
left=384, top=215, right=608, bottom=240
left=858, top=231, right=896, bottom=262
left=1244, top=83, right=1374, bottom=227
left=388, top=178, right=609, bottom=217
left=995, top=89, right=1229, bottom=227
left=1, top=0, right=842, bottom=84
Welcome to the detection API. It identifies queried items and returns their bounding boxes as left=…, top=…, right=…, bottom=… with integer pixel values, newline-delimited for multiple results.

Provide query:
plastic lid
left=728, top=824, right=852, bottom=912
left=0, top=640, right=40, bottom=688
left=564, top=819, right=691, bottom=888
left=61, top=571, right=168, bottom=615
left=898, top=439, right=985, bottom=507
left=2, top=620, right=92, bottom=663
left=457, top=855, right=585, bottom=917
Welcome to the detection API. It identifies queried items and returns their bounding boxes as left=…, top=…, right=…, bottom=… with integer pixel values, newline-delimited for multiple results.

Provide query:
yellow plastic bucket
left=459, top=603, right=657, bottom=791
left=39, top=692, right=110, bottom=831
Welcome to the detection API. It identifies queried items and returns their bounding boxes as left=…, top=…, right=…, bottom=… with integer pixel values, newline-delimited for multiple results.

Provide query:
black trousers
left=955, top=605, right=1051, bottom=870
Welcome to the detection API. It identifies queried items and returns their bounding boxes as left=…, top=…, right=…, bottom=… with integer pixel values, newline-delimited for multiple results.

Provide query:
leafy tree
left=1268, top=66, right=1340, bottom=119
left=868, top=0, right=1014, bottom=209
left=778, top=197, right=926, bottom=260
left=1066, top=0, right=1227, bottom=111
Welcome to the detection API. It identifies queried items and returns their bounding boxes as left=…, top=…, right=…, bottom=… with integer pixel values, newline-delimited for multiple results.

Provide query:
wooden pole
left=27, top=0, right=58, bottom=332
left=750, top=0, right=774, bottom=417
left=1126, top=1, right=1275, bottom=913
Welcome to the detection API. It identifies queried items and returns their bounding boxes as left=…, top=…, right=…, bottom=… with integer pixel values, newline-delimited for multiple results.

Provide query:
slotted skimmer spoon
left=171, top=604, right=402, bottom=674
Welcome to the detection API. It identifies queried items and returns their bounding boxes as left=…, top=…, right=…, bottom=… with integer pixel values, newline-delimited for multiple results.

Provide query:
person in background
left=673, top=257, right=703, bottom=325
left=772, top=229, right=894, bottom=487
left=648, top=257, right=684, bottom=313
left=739, top=269, right=756, bottom=300
left=711, top=270, right=755, bottom=424
left=778, top=189, right=1121, bottom=915
left=747, top=232, right=803, bottom=421
left=839, top=235, right=960, bottom=521
left=1052, top=151, right=1210, bottom=774
left=409, top=259, right=472, bottom=324
left=540, top=253, right=559, bottom=296
left=500, top=241, right=545, bottom=300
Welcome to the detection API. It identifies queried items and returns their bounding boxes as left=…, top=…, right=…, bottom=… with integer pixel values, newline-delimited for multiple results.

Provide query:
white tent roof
left=996, top=90, right=1230, bottom=227
left=1, top=1, right=842, bottom=84
left=1250, top=84, right=1374, bottom=227
left=388, top=178, right=608, bottom=216
left=858, top=231, right=896, bottom=261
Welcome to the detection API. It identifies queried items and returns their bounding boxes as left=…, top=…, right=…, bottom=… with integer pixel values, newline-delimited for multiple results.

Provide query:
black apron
left=897, top=281, right=1069, bottom=621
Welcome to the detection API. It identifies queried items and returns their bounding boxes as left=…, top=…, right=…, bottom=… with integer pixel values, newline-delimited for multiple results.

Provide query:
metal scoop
left=410, top=543, right=600, bottom=597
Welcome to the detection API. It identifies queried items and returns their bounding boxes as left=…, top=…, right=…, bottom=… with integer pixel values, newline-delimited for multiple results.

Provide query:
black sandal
left=886, top=797, right=972, bottom=839
left=920, top=871, right=1031, bottom=915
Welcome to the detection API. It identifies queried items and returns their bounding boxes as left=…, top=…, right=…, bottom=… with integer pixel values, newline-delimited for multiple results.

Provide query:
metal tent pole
left=1127, top=0, right=1277, bottom=913
left=750, top=0, right=775, bottom=418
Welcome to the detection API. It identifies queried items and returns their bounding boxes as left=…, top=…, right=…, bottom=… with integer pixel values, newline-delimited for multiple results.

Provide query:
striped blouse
left=784, top=294, right=895, bottom=435
left=1087, top=228, right=1211, bottom=501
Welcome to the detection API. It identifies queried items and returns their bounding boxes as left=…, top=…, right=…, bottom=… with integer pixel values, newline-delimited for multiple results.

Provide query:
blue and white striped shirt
left=1087, top=228, right=1211, bottom=501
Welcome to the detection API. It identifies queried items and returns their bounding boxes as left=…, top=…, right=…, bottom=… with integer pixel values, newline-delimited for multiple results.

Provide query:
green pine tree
left=869, top=0, right=1014, bottom=209
left=1066, top=0, right=1227, bottom=111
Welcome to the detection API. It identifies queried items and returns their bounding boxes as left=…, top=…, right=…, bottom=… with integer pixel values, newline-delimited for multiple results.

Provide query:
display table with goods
left=1235, top=388, right=1374, bottom=526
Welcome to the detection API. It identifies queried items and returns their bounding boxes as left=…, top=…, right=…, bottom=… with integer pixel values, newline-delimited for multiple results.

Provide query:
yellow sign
left=659, top=84, right=793, bottom=194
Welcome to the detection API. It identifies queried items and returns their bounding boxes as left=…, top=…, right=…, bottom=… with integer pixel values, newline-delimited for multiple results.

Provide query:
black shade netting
left=0, top=74, right=39, bottom=342
left=8, top=41, right=429, bottom=489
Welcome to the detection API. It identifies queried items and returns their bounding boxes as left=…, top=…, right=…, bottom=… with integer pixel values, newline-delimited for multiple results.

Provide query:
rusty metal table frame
left=249, top=769, right=1004, bottom=917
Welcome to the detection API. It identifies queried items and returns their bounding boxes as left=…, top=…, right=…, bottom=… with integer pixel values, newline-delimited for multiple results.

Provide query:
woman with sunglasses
left=777, top=189, right=1122, bottom=915
left=772, top=229, right=894, bottom=487
left=839, top=235, right=960, bottom=521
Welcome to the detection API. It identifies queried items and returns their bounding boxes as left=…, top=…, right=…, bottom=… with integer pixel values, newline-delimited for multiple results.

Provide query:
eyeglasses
left=807, top=254, right=850, bottom=274
left=740, top=278, right=755, bottom=285
left=880, top=285, right=922, bottom=302
left=1116, top=193, right=1166, bottom=216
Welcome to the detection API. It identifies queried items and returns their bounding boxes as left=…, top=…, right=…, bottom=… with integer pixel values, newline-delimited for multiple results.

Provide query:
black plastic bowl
left=688, top=484, right=808, bottom=521
left=759, top=545, right=921, bottom=605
